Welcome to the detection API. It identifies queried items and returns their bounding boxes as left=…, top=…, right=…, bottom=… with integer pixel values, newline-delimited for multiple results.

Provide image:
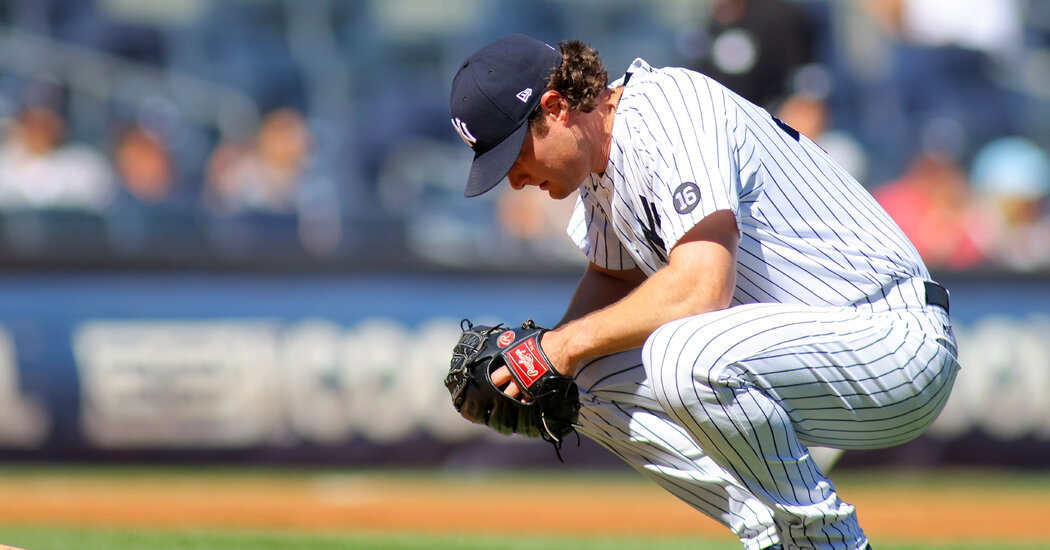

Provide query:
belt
left=924, top=281, right=950, bottom=313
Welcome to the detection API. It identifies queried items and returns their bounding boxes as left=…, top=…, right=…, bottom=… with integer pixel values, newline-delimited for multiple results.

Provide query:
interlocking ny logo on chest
left=640, top=196, right=668, bottom=262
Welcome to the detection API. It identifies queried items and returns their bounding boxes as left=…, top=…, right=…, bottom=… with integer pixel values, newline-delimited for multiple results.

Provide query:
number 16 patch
left=672, top=182, right=701, bottom=214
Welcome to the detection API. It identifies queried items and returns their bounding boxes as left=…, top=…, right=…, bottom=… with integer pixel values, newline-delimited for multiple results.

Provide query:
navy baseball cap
left=450, top=35, right=562, bottom=197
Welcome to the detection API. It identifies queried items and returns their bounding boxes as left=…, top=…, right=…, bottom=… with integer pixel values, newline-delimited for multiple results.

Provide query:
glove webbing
left=446, top=320, right=500, bottom=412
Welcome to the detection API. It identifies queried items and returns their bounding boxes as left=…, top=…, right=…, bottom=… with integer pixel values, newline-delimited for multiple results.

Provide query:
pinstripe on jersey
left=569, top=59, right=928, bottom=308
left=565, top=59, right=960, bottom=550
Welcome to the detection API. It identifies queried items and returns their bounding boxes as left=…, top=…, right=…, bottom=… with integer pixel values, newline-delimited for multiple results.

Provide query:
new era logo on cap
left=449, top=35, right=562, bottom=197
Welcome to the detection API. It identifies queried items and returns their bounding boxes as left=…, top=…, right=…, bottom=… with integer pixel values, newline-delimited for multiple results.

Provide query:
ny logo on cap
left=516, top=88, right=533, bottom=103
left=451, top=117, right=477, bottom=147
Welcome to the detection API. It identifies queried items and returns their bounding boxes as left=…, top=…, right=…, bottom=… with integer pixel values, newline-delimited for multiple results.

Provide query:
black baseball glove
left=444, top=319, right=580, bottom=459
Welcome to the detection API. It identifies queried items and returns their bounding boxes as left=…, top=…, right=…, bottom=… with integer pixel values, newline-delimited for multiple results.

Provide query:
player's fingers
left=490, top=366, right=525, bottom=399
left=504, top=380, right=523, bottom=399
left=491, top=365, right=512, bottom=387
left=491, top=365, right=527, bottom=400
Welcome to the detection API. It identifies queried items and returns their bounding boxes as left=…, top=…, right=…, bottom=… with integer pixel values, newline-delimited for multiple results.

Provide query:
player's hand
left=491, top=328, right=576, bottom=401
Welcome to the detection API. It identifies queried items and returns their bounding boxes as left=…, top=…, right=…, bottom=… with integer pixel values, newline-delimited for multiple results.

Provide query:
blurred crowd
left=0, top=0, right=1047, bottom=272
left=687, top=0, right=1050, bottom=273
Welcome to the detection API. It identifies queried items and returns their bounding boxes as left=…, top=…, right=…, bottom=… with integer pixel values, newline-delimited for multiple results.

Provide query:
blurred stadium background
left=0, top=0, right=1048, bottom=475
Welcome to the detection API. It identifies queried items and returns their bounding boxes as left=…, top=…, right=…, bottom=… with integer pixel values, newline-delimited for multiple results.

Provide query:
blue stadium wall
left=0, top=271, right=1047, bottom=469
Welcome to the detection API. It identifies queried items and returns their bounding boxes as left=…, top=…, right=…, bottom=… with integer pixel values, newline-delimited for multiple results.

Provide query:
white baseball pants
left=573, top=278, right=959, bottom=550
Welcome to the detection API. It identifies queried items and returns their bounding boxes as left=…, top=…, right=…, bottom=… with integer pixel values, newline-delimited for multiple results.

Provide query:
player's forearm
left=549, top=257, right=733, bottom=373
left=545, top=210, right=739, bottom=376
left=556, top=264, right=644, bottom=327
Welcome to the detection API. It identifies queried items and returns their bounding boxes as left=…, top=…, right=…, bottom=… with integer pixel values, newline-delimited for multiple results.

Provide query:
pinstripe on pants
left=575, top=279, right=957, bottom=550
left=642, top=291, right=957, bottom=550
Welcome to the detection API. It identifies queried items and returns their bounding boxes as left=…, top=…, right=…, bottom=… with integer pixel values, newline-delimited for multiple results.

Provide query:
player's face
left=506, top=122, right=589, bottom=200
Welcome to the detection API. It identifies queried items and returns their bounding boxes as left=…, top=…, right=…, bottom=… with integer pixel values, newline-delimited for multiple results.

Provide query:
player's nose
left=507, top=170, right=528, bottom=190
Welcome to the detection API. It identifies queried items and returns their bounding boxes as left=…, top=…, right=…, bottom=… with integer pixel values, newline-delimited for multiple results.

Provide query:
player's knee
left=641, top=320, right=677, bottom=379
left=643, top=320, right=741, bottom=411
left=644, top=322, right=705, bottom=403
left=642, top=323, right=675, bottom=405
left=573, top=349, right=645, bottom=395
left=643, top=319, right=712, bottom=374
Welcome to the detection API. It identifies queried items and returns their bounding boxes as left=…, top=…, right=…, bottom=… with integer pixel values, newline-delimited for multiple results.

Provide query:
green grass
left=0, top=526, right=1046, bottom=550
left=0, top=467, right=1047, bottom=550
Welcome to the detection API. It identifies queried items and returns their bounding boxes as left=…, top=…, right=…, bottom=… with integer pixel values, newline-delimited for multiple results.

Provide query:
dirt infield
left=0, top=468, right=1047, bottom=542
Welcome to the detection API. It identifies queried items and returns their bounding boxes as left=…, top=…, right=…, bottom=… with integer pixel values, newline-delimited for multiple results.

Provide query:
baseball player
left=447, top=35, right=960, bottom=550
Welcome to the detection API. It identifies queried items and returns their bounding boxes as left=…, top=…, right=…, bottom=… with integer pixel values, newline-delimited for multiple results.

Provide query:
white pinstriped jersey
left=563, top=59, right=959, bottom=550
left=569, top=59, right=929, bottom=307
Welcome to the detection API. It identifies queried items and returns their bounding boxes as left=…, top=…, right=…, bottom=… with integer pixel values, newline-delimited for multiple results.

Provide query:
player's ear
left=539, top=90, right=567, bottom=122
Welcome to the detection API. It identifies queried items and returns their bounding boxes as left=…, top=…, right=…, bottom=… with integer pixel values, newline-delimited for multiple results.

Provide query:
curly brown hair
left=528, top=40, right=609, bottom=135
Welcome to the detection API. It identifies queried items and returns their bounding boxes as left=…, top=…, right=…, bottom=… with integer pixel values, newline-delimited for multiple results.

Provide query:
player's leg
left=642, top=302, right=958, bottom=550
left=574, top=350, right=779, bottom=550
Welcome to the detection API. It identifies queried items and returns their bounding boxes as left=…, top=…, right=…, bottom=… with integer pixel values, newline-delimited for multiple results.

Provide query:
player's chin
left=545, top=185, right=573, bottom=200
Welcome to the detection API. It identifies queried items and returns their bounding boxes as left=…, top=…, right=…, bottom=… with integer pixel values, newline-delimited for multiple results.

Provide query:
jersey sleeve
left=635, top=70, right=743, bottom=250
left=568, top=194, right=638, bottom=271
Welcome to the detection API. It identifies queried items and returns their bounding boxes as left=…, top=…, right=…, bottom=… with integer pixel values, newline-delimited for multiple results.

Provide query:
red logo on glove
left=496, top=331, right=515, bottom=347
left=505, top=338, right=550, bottom=388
